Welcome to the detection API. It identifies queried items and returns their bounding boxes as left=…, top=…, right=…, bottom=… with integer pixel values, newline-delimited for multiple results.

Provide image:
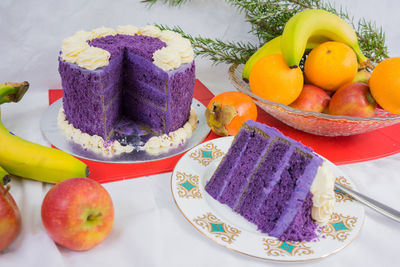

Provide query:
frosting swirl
left=61, top=25, right=194, bottom=71
left=159, top=30, right=183, bottom=44
left=117, top=25, right=139, bottom=36
left=61, top=39, right=90, bottom=63
left=153, top=46, right=182, bottom=71
left=168, top=37, right=194, bottom=63
left=89, top=26, right=117, bottom=39
left=140, top=25, right=161, bottom=37
left=76, top=47, right=110, bottom=70
left=310, top=162, right=336, bottom=223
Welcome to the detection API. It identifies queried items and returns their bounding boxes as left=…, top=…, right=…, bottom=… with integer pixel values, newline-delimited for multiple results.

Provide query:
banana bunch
left=0, top=82, right=88, bottom=184
left=243, top=9, right=371, bottom=78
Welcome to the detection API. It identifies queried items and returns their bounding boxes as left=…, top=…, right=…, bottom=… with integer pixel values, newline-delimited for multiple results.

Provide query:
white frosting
left=152, top=46, right=182, bottom=71
left=139, top=25, right=161, bottom=37
left=58, top=107, right=197, bottom=157
left=72, top=30, right=91, bottom=41
left=89, top=26, right=117, bottom=39
left=159, top=30, right=183, bottom=44
left=57, top=108, right=134, bottom=156
left=168, top=37, right=194, bottom=64
left=76, top=46, right=110, bottom=70
left=117, top=25, right=140, bottom=35
left=144, top=108, right=197, bottom=155
left=310, top=162, right=336, bottom=223
left=61, top=25, right=194, bottom=71
left=61, top=39, right=90, bottom=63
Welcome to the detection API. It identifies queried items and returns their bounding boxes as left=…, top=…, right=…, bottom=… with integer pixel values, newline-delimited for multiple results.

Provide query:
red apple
left=289, top=84, right=331, bottom=113
left=0, top=183, right=21, bottom=251
left=329, top=82, right=377, bottom=117
left=41, top=178, right=114, bottom=251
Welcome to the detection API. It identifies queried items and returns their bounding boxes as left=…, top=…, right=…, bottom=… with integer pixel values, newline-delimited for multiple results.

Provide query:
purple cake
left=58, top=26, right=196, bottom=141
left=205, top=120, right=324, bottom=242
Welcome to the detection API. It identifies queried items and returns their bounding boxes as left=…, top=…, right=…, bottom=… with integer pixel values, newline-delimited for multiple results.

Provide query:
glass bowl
left=228, top=64, right=400, bottom=136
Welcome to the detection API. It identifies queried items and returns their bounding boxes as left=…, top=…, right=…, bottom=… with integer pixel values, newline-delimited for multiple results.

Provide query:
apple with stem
left=41, top=178, right=114, bottom=251
left=328, top=82, right=376, bottom=117
left=0, top=181, right=21, bottom=251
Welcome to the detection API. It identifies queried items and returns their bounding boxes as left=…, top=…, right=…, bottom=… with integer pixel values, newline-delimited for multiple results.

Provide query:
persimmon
left=206, top=91, right=257, bottom=136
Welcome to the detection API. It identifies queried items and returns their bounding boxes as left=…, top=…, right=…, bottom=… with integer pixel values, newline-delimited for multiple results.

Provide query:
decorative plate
left=171, top=136, right=365, bottom=262
left=40, top=98, right=210, bottom=163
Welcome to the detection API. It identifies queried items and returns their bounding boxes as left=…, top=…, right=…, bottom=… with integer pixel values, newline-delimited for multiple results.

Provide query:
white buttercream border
left=60, top=25, right=194, bottom=71
left=57, top=107, right=198, bottom=156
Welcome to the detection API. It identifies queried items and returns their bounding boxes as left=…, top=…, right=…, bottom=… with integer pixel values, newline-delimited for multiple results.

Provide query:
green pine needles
left=142, top=0, right=388, bottom=65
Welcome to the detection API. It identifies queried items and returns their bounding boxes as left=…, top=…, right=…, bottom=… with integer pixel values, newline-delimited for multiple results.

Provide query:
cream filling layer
left=60, top=25, right=194, bottom=71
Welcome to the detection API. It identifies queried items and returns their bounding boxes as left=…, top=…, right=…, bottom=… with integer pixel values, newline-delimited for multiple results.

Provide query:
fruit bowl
left=228, top=64, right=400, bottom=136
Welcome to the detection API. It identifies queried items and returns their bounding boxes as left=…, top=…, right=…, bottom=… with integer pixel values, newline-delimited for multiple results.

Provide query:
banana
left=0, top=82, right=29, bottom=105
left=0, top=108, right=89, bottom=183
left=242, top=34, right=331, bottom=80
left=0, top=82, right=89, bottom=184
left=280, top=9, right=371, bottom=69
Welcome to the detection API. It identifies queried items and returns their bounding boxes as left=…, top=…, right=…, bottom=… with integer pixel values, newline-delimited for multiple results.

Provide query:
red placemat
left=49, top=79, right=400, bottom=183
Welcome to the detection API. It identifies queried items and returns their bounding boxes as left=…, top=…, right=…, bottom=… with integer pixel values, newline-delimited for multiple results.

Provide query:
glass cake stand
left=40, top=98, right=211, bottom=163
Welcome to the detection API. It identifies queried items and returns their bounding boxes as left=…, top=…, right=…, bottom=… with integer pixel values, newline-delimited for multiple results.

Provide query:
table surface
left=1, top=1, right=400, bottom=266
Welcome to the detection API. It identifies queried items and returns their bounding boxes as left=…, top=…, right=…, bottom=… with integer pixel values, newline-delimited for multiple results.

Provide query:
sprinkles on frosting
left=60, top=25, right=194, bottom=71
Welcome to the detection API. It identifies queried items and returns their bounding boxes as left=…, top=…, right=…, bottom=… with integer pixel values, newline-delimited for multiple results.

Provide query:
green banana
left=280, top=9, right=371, bottom=69
left=0, top=82, right=89, bottom=183
left=0, top=81, right=29, bottom=105
left=242, top=35, right=331, bottom=80
left=0, top=165, right=11, bottom=186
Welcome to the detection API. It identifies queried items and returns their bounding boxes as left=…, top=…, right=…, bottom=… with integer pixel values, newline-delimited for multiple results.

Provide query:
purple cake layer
left=205, top=120, right=323, bottom=242
left=205, top=128, right=251, bottom=199
left=59, top=33, right=195, bottom=139
left=218, top=128, right=271, bottom=208
left=280, top=192, right=317, bottom=242
left=59, top=52, right=124, bottom=139
left=235, top=139, right=292, bottom=223
left=89, top=34, right=166, bottom=61
left=255, top=149, right=312, bottom=234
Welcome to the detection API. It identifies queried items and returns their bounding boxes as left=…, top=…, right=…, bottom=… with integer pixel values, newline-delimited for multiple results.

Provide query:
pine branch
left=147, top=0, right=389, bottom=64
left=141, top=0, right=188, bottom=6
left=155, top=24, right=257, bottom=64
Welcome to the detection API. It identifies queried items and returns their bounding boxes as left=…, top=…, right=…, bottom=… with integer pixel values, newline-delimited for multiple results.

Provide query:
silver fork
left=335, top=182, right=400, bottom=223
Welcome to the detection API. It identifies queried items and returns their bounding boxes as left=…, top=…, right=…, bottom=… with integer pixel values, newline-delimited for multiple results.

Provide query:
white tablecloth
left=1, top=0, right=400, bottom=266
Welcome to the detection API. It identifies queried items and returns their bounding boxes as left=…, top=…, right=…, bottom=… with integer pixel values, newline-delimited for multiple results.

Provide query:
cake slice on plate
left=205, top=120, right=335, bottom=242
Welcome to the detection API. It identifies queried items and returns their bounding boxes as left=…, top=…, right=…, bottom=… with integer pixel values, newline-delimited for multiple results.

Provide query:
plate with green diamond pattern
left=171, top=136, right=365, bottom=262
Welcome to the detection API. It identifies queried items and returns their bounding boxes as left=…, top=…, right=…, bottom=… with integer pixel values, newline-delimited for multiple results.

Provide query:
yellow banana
left=0, top=165, right=10, bottom=186
left=0, top=81, right=89, bottom=183
left=0, top=108, right=89, bottom=183
left=242, top=34, right=331, bottom=80
left=280, top=9, right=371, bottom=69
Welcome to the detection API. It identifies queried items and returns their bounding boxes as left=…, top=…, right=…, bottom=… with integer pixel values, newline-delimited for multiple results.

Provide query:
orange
left=249, top=54, right=303, bottom=105
left=206, top=91, right=257, bottom=136
left=369, top=57, right=400, bottom=114
left=304, top=41, right=358, bottom=91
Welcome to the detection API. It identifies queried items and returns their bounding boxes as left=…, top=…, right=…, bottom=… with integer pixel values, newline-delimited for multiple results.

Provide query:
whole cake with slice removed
left=205, top=120, right=336, bottom=242
left=58, top=25, right=196, bottom=155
